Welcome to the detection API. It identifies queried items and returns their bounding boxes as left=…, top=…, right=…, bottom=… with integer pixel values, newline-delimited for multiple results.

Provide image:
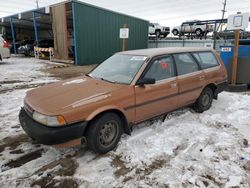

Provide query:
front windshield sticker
left=130, top=56, right=147, bottom=61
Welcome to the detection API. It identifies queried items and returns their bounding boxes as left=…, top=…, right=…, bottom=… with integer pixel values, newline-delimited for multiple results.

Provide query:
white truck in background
left=149, top=23, right=170, bottom=38
left=172, top=20, right=214, bottom=36
left=0, top=35, right=10, bottom=61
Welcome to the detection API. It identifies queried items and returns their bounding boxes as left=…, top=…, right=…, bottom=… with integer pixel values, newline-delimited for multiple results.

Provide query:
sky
left=0, top=0, right=250, bottom=28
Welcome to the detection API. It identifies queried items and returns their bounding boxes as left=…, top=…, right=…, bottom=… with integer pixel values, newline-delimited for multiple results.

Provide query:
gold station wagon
left=19, top=47, right=228, bottom=153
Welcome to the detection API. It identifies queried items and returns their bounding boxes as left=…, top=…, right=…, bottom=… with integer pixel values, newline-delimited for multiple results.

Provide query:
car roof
left=117, top=47, right=213, bottom=57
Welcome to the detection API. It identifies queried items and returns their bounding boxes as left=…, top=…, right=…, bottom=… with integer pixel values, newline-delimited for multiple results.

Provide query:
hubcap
left=99, top=120, right=118, bottom=147
left=202, top=94, right=210, bottom=107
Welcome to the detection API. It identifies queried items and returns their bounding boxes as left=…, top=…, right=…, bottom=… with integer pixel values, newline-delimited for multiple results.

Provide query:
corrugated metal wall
left=73, top=1, right=148, bottom=65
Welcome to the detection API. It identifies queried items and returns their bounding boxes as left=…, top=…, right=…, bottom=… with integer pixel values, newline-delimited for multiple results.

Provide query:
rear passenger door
left=135, top=56, right=178, bottom=122
left=173, top=53, right=205, bottom=106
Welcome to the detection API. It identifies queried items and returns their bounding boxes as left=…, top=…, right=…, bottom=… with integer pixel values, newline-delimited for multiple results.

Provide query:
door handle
left=171, top=83, right=177, bottom=88
left=199, top=76, right=205, bottom=81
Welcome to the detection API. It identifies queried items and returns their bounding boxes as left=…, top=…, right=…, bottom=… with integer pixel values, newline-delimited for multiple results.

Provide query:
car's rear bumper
left=0, top=48, right=10, bottom=58
left=216, top=81, right=228, bottom=93
left=19, top=108, right=88, bottom=145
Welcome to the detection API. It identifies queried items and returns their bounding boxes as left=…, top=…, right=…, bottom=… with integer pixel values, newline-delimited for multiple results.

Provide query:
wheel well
left=155, top=29, right=161, bottom=33
left=84, top=109, right=131, bottom=136
left=205, top=84, right=217, bottom=99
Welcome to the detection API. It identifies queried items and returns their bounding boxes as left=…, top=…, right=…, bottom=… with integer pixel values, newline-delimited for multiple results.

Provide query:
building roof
left=118, top=47, right=213, bottom=57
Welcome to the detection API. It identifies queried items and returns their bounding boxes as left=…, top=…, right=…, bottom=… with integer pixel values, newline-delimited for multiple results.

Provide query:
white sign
left=221, top=47, right=232, bottom=52
left=227, top=12, right=249, bottom=30
left=120, top=28, right=129, bottom=38
left=1, top=18, right=4, bottom=23
left=18, top=13, right=22, bottom=19
left=45, top=6, right=50, bottom=14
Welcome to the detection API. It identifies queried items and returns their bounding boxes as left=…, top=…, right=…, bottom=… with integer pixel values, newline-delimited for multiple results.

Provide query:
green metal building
left=72, top=1, right=149, bottom=65
left=0, top=0, right=149, bottom=65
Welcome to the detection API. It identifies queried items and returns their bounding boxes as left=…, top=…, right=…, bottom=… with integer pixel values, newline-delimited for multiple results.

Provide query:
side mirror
left=137, top=78, right=155, bottom=86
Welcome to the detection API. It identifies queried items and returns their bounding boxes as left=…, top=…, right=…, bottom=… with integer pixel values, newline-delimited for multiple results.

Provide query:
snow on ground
left=0, top=57, right=250, bottom=188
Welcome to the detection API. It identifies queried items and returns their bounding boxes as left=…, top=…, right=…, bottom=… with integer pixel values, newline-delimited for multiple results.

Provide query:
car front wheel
left=86, top=112, right=123, bottom=154
left=193, top=87, right=213, bottom=113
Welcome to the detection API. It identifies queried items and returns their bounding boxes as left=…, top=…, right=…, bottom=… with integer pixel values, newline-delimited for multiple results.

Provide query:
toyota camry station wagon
left=19, top=47, right=228, bottom=153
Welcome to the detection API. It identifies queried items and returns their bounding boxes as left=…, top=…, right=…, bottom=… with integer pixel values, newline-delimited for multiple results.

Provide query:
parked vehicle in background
left=19, top=47, right=228, bottom=154
left=172, top=20, right=214, bottom=36
left=18, top=39, right=54, bottom=57
left=17, top=40, right=35, bottom=56
left=0, top=35, right=10, bottom=61
left=149, top=23, right=170, bottom=38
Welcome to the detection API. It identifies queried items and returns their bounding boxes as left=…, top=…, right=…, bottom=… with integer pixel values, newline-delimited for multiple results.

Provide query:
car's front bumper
left=19, top=108, right=88, bottom=145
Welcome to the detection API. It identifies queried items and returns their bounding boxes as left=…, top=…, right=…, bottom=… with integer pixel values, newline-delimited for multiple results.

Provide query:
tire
left=172, top=29, right=179, bottom=36
left=193, top=87, right=213, bottom=113
left=227, top=84, right=248, bottom=92
left=155, top=30, right=160, bottom=38
left=195, top=28, right=202, bottom=36
left=86, top=112, right=123, bottom=154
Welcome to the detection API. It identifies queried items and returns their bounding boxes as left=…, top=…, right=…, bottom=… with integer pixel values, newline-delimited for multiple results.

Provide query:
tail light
left=3, top=40, right=8, bottom=48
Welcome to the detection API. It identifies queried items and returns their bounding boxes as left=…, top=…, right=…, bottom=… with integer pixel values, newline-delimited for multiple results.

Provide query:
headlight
left=33, top=111, right=66, bottom=126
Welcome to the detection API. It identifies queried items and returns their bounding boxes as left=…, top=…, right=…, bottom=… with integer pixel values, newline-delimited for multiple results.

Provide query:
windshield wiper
left=86, top=74, right=92, bottom=78
left=100, top=78, right=117, bottom=84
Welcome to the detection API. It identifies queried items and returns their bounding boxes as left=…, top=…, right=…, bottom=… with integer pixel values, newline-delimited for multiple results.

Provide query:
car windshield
left=88, top=54, right=147, bottom=84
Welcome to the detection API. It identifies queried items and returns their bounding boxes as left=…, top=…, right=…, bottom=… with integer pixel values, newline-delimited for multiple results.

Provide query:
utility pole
left=36, top=0, right=39, bottom=9
left=220, top=0, right=227, bottom=31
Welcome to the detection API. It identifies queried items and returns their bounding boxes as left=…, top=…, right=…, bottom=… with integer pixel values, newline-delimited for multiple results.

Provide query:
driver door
left=134, top=55, right=179, bottom=123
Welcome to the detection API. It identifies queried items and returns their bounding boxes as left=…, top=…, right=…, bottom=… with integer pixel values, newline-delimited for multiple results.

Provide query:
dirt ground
left=42, top=63, right=96, bottom=80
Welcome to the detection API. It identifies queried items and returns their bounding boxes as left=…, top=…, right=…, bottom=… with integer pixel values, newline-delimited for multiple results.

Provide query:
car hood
left=25, top=76, right=122, bottom=115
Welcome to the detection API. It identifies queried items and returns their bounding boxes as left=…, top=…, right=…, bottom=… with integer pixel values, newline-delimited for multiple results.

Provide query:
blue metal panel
left=72, top=1, right=78, bottom=65
left=219, top=46, right=233, bottom=70
left=32, top=11, right=39, bottom=45
left=10, top=17, right=16, bottom=54
left=220, top=45, right=250, bottom=69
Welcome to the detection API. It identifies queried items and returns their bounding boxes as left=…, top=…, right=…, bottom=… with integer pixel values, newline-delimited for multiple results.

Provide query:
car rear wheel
left=193, top=87, right=213, bottom=113
left=195, top=28, right=203, bottom=36
left=155, top=30, right=160, bottom=38
left=172, top=29, right=179, bottom=36
left=86, top=112, right=123, bottom=154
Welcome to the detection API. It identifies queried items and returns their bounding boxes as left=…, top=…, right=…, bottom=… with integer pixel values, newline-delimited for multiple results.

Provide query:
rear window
left=193, top=52, right=219, bottom=69
left=173, top=53, right=199, bottom=75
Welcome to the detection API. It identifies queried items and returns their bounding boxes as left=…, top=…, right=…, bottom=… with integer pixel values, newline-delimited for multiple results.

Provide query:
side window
left=173, top=53, right=199, bottom=75
left=193, top=52, right=219, bottom=69
left=144, top=56, right=175, bottom=81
